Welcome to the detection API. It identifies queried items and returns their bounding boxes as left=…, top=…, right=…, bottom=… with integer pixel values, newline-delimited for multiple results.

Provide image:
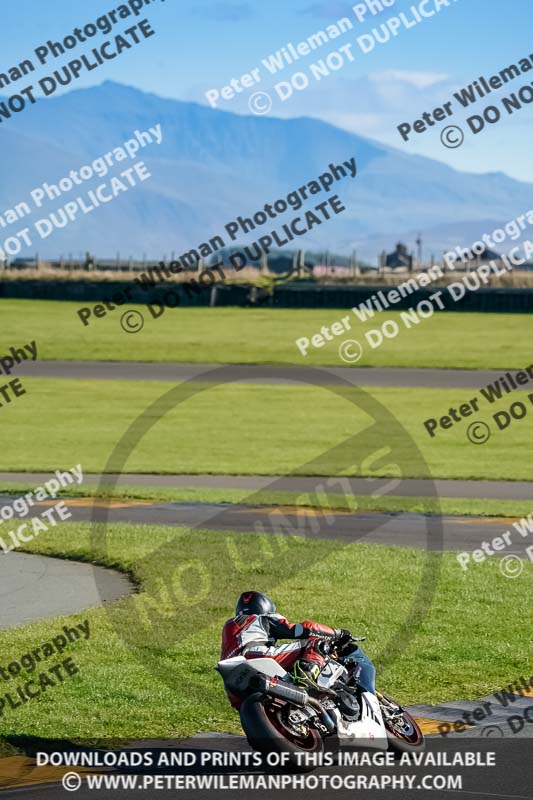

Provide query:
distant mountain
left=1, top=81, right=532, bottom=261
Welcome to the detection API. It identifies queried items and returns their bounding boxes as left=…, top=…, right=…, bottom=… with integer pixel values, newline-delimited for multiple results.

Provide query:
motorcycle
left=216, top=635, right=424, bottom=771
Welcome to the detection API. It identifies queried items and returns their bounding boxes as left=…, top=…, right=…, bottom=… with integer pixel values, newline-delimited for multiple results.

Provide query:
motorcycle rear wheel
left=240, top=694, right=324, bottom=772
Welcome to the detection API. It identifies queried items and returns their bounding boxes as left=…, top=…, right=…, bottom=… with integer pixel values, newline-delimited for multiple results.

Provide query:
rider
left=220, top=591, right=352, bottom=694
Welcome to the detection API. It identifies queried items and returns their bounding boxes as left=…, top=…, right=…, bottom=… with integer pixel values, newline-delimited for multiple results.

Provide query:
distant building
left=477, top=246, right=502, bottom=262
left=448, top=245, right=502, bottom=270
left=380, top=242, right=413, bottom=271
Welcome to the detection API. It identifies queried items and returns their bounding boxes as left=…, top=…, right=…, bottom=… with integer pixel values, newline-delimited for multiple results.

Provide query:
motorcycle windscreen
left=351, top=648, right=377, bottom=694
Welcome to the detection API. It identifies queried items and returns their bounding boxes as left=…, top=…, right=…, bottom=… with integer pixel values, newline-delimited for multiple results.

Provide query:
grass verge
left=3, top=299, right=532, bottom=369
left=2, top=377, right=533, bottom=480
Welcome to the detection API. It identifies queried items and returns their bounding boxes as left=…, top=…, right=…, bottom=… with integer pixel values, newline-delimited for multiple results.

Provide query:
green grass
left=2, top=299, right=532, bottom=369
left=3, top=377, right=533, bottom=480
left=0, top=522, right=532, bottom=741
left=0, top=482, right=531, bottom=519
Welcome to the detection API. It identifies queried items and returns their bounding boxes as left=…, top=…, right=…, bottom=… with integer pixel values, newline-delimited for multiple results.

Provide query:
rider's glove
left=334, top=628, right=352, bottom=646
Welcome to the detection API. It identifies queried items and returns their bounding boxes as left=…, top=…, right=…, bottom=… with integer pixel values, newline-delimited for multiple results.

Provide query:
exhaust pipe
left=263, top=677, right=309, bottom=706
left=260, top=678, right=336, bottom=734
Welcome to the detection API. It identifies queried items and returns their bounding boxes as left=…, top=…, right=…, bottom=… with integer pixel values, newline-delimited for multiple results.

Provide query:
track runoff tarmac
left=13, top=359, right=521, bottom=389
left=0, top=493, right=529, bottom=556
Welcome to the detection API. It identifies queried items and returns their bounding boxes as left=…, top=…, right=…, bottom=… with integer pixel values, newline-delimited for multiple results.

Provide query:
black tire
left=239, top=694, right=324, bottom=772
left=379, top=694, right=425, bottom=754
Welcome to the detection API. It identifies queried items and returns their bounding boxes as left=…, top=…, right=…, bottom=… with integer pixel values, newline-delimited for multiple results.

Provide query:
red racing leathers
left=221, top=612, right=337, bottom=707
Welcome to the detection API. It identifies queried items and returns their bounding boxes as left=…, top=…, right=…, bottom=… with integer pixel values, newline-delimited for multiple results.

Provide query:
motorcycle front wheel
left=240, top=694, right=324, bottom=772
left=378, top=692, right=425, bottom=753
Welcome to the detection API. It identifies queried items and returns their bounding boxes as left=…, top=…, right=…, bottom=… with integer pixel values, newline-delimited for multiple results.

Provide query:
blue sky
left=3, top=0, right=533, bottom=180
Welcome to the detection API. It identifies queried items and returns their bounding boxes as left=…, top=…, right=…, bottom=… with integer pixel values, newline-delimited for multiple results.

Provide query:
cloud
left=212, top=69, right=458, bottom=147
left=191, top=2, right=253, bottom=22
left=369, top=70, right=450, bottom=90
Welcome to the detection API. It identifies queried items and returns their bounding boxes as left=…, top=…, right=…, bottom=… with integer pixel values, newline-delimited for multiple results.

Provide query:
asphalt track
left=1, top=495, right=529, bottom=557
left=1, top=472, right=532, bottom=500
left=14, top=360, right=523, bottom=389
left=0, top=496, right=529, bottom=632
left=0, top=551, right=133, bottom=630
